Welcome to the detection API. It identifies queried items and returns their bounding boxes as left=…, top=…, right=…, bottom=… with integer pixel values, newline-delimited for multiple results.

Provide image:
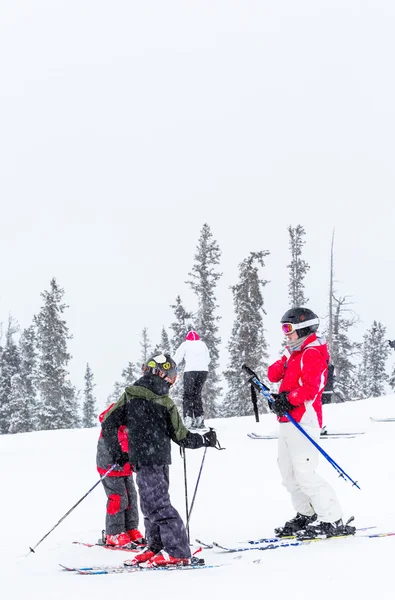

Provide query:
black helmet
left=142, top=353, right=178, bottom=385
left=280, top=307, right=319, bottom=338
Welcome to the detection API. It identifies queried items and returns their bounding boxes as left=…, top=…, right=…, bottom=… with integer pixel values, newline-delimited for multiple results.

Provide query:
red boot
left=147, top=550, right=190, bottom=568
left=124, top=548, right=156, bottom=566
left=105, top=532, right=131, bottom=547
left=127, top=529, right=145, bottom=545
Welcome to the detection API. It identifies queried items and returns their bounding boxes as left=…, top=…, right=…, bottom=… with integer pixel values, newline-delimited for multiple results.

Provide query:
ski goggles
left=281, top=317, right=319, bottom=334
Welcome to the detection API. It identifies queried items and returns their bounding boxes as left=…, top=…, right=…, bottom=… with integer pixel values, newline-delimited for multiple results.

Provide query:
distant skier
left=173, top=330, right=210, bottom=429
left=96, top=405, right=144, bottom=547
left=267, top=307, right=355, bottom=539
left=101, top=353, right=218, bottom=568
left=388, top=340, right=395, bottom=350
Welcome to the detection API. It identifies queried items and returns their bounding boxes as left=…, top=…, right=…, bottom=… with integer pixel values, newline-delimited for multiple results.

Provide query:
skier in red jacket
left=97, top=405, right=144, bottom=547
left=268, top=307, right=354, bottom=539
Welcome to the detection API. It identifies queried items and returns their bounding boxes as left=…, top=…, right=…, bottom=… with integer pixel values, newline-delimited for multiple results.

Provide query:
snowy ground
left=3, top=396, right=395, bottom=599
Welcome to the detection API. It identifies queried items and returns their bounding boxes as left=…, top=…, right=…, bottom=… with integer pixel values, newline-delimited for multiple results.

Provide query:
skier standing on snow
left=173, top=330, right=210, bottom=429
left=96, top=405, right=144, bottom=547
left=267, top=307, right=354, bottom=539
left=101, top=353, right=218, bottom=568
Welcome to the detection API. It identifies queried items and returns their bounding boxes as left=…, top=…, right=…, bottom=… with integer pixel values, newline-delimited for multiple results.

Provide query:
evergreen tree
left=34, top=278, right=79, bottom=430
left=359, top=321, right=390, bottom=398
left=82, top=363, right=97, bottom=427
left=169, top=296, right=194, bottom=411
left=329, top=296, right=361, bottom=402
left=169, top=296, right=194, bottom=352
left=223, top=251, right=270, bottom=417
left=0, top=317, right=21, bottom=434
left=140, top=327, right=152, bottom=365
left=8, top=325, right=38, bottom=433
left=287, top=225, right=310, bottom=307
left=106, top=361, right=140, bottom=406
left=389, top=359, right=395, bottom=392
left=160, top=327, right=171, bottom=354
left=187, top=223, right=222, bottom=418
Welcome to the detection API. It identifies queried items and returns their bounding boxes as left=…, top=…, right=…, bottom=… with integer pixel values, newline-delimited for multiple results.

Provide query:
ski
left=247, top=432, right=358, bottom=440
left=211, top=529, right=394, bottom=553
left=72, top=541, right=140, bottom=553
left=60, top=561, right=223, bottom=575
left=370, top=417, right=395, bottom=423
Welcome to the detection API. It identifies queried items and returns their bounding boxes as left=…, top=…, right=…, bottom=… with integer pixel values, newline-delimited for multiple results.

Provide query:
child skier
left=96, top=405, right=144, bottom=547
left=101, top=353, right=217, bottom=567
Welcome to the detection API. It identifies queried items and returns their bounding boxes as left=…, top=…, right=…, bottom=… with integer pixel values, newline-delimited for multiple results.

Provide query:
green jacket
left=101, top=375, right=205, bottom=466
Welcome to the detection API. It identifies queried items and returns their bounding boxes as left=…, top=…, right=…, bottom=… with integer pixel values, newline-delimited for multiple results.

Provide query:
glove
left=114, top=451, right=129, bottom=467
left=271, top=392, right=294, bottom=417
left=388, top=340, right=395, bottom=350
left=202, top=428, right=217, bottom=447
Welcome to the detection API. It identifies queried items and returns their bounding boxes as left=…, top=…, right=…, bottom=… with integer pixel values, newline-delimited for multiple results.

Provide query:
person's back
left=173, top=331, right=210, bottom=428
left=173, top=332, right=210, bottom=372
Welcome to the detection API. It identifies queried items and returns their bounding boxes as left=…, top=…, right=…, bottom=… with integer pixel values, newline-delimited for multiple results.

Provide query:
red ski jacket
left=267, top=334, right=329, bottom=428
left=96, top=404, right=132, bottom=477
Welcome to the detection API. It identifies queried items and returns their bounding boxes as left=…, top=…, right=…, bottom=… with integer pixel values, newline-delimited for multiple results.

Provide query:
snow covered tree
left=140, top=327, right=152, bottom=365
left=223, top=251, right=270, bottom=417
left=359, top=321, right=390, bottom=398
left=34, top=278, right=79, bottom=430
left=287, top=225, right=310, bottom=307
left=152, top=326, right=171, bottom=355
left=8, top=325, right=38, bottom=433
left=82, top=363, right=97, bottom=427
left=107, top=361, right=140, bottom=406
left=329, top=296, right=361, bottom=402
left=169, top=296, right=194, bottom=352
left=169, top=296, right=194, bottom=411
left=389, top=359, right=395, bottom=392
left=0, top=317, right=21, bottom=434
left=187, top=223, right=222, bottom=417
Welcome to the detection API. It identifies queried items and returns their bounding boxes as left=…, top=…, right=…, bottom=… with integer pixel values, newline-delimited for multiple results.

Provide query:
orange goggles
left=281, top=317, right=319, bottom=334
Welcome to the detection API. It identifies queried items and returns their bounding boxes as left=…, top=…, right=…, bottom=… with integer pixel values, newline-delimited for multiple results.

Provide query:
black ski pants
left=182, top=370, right=208, bottom=419
left=101, top=475, right=139, bottom=535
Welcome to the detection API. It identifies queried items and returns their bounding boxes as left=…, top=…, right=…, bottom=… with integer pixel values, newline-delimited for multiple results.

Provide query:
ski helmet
left=142, top=353, right=178, bottom=385
left=280, top=307, right=319, bottom=338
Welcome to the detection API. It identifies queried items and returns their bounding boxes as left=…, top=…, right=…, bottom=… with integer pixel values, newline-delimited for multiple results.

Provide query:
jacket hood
left=99, top=403, right=114, bottom=423
left=186, top=330, right=200, bottom=341
left=300, top=334, right=330, bottom=362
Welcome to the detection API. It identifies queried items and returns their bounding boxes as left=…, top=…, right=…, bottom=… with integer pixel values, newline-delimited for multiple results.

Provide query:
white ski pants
left=277, top=422, right=343, bottom=523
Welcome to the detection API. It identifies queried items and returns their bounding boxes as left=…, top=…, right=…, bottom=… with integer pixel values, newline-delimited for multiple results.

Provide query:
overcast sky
left=1, top=1, right=394, bottom=406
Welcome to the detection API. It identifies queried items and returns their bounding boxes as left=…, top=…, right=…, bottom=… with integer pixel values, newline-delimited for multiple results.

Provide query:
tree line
left=1, top=223, right=394, bottom=434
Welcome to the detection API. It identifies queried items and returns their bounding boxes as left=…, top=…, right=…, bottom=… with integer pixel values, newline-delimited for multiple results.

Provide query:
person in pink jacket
left=268, top=307, right=354, bottom=540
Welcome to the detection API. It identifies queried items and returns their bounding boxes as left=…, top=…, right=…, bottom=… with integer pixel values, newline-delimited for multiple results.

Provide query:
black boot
left=275, top=512, right=317, bottom=537
left=297, top=518, right=356, bottom=540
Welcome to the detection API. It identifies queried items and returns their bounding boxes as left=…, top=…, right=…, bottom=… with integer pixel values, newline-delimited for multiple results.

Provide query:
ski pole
left=181, top=447, right=190, bottom=544
left=26, top=464, right=117, bottom=556
left=186, top=446, right=208, bottom=530
left=242, top=365, right=360, bottom=489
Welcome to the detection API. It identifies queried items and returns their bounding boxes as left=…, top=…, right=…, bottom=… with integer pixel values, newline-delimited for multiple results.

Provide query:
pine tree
left=169, top=296, right=194, bottom=411
left=82, top=363, right=97, bottom=427
left=34, top=278, right=79, bottom=430
left=8, top=325, right=38, bottom=433
left=140, top=327, right=152, bottom=366
left=106, top=361, right=140, bottom=406
left=0, top=317, right=21, bottom=434
left=187, top=223, right=222, bottom=418
left=359, top=321, right=390, bottom=398
left=169, top=296, right=194, bottom=352
left=329, top=296, right=361, bottom=402
left=389, top=360, right=395, bottom=391
left=287, top=225, right=310, bottom=307
left=223, top=251, right=270, bottom=417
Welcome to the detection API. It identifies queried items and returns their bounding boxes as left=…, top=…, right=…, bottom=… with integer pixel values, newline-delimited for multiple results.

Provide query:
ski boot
left=275, top=512, right=317, bottom=537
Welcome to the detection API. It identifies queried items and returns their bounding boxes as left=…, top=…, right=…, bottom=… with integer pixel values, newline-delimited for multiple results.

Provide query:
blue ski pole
left=242, top=365, right=360, bottom=489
